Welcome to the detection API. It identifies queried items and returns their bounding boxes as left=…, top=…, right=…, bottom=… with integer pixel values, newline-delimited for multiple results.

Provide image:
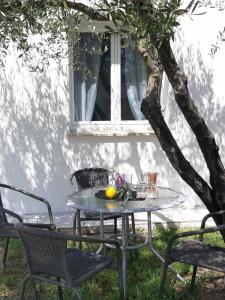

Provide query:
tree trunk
left=140, top=42, right=225, bottom=228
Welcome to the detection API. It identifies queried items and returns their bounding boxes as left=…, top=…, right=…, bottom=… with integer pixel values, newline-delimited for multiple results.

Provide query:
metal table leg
left=147, top=211, right=184, bottom=283
left=96, top=212, right=104, bottom=254
left=77, top=209, right=82, bottom=249
left=121, top=213, right=128, bottom=299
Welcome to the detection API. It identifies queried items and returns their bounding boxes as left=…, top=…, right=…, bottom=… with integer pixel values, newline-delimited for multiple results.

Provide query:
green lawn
left=0, top=225, right=224, bottom=299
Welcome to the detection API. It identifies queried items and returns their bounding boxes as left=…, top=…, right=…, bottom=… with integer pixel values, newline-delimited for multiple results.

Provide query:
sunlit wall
left=0, top=7, right=224, bottom=216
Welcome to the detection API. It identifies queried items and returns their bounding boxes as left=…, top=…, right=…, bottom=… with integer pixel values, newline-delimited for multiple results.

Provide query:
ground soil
left=71, top=227, right=225, bottom=299
left=199, top=278, right=225, bottom=300
left=176, top=271, right=225, bottom=300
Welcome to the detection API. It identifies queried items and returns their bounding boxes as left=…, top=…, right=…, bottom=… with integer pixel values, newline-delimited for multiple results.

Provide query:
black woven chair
left=15, top=223, right=124, bottom=300
left=70, top=168, right=135, bottom=237
left=0, top=183, right=55, bottom=271
left=158, top=210, right=225, bottom=299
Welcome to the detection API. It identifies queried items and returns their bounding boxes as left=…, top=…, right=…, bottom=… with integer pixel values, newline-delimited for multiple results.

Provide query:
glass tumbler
left=146, top=172, right=158, bottom=198
left=136, top=182, right=147, bottom=199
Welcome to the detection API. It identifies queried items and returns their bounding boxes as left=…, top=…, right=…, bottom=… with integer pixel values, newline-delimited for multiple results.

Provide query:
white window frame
left=69, top=31, right=154, bottom=136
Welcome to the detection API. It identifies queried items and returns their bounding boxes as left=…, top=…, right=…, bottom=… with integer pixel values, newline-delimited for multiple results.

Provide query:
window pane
left=121, top=37, right=148, bottom=120
left=74, top=33, right=110, bottom=121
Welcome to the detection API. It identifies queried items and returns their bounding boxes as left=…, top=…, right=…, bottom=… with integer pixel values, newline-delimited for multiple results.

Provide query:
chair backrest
left=0, top=183, right=55, bottom=228
left=71, top=168, right=109, bottom=190
left=15, top=223, right=71, bottom=283
left=0, top=192, right=8, bottom=225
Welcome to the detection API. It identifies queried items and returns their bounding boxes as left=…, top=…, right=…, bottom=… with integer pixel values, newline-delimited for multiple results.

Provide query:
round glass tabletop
left=66, top=186, right=186, bottom=214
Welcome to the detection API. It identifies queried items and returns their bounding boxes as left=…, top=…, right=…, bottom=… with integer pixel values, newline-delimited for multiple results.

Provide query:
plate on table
left=95, top=190, right=109, bottom=200
left=95, top=189, right=145, bottom=201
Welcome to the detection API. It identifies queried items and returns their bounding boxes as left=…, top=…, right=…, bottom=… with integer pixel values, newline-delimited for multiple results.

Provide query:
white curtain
left=74, top=34, right=101, bottom=121
left=124, top=38, right=148, bottom=120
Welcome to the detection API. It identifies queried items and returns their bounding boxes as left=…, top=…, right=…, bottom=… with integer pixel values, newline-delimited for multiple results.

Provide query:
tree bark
left=140, top=46, right=224, bottom=227
left=157, top=40, right=225, bottom=211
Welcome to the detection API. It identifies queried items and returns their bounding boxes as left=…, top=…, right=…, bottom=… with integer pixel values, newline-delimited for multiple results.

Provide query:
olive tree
left=1, top=0, right=225, bottom=228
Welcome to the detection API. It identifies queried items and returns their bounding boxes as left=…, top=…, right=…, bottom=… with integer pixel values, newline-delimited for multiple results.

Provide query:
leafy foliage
left=197, top=0, right=225, bottom=55
left=116, top=183, right=133, bottom=201
left=95, top=0, right=199, bottom=59
left=0, top=0, right=81, bottom=70
left=0, top=0, right=199, bottom=69
left=0, top=1, right=224, bottom=67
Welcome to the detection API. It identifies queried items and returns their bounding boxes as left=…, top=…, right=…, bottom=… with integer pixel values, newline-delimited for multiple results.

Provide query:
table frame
left=67, top=186, right=185, bottom=298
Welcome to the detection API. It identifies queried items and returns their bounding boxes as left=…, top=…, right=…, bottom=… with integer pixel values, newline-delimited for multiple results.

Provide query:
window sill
left=68, top=123, right=155, bottom=137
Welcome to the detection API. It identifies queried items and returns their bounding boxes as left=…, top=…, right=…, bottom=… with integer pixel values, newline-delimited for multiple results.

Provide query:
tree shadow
left=0, top=10, right=225, bottom=218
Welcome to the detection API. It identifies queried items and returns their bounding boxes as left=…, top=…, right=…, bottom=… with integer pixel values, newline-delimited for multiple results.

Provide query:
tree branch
left=140, top=49, right=219, bottom=213
left=64, top=0, right=109, bottom=21
left=157, top=39, right=225, bottom=207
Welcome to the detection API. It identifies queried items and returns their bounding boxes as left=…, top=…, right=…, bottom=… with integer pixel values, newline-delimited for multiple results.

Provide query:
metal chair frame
left=0, top=183, right=55, bottom=270
left=15, top=223, right=125, bottom=300
left=159, top=210, right=225, bottom=299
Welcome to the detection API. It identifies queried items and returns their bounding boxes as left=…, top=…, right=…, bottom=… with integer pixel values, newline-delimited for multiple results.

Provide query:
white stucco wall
left=0, top=7, right=225, bottom=224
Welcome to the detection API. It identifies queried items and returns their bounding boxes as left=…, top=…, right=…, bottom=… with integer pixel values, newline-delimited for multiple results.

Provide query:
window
left=121, top=36, right=147, bottom=121
left=73, top=33, right=111, bottom=122
left=70, top=32, right=154, bottom=136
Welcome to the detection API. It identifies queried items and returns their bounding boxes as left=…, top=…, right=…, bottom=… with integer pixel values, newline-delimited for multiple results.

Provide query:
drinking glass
left=146, top=172, right=158, bottom=198
left=115, top=173, right=132, bottom=188
left=136, top=181, right=147, bottom=199
left=147, top=172, right=157, bottom=185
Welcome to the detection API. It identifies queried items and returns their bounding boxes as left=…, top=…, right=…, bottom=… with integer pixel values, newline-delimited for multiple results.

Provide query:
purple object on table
left=115, top=173, right=126, bottom=188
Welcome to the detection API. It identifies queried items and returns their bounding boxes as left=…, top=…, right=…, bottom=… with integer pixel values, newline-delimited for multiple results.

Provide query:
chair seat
left=81, top=211, right=122, bottom=220
left=0, top=224, right=18, bottom=238
left=170, top=239, right=225, bottom=273
left=67, top=248, right=113, bottom=286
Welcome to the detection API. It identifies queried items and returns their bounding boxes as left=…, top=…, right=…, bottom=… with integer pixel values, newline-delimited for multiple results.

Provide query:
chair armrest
left=198, top=210, right=225, bottom=241
left=0, top=208, right=23, bottom=223
left=165, top=224, right=225, bottom=256
left=23, top=222, right=56, bottom=231
left=0, top=183, right=54, bottom=226
left=201, top=210, right=225, bottom=229
left=66, top=233, right=122, bottom=260
left=63, top=232, right=121, bottom=247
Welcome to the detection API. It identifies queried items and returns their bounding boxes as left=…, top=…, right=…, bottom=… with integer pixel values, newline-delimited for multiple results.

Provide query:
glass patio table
left=66, top=186, right=186, bottom=298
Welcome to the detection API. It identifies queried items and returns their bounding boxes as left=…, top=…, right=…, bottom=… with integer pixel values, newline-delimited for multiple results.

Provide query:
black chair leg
left=72, top=212, right=77, bottom=247
left=190, top=266, right=198, bottom=292
left=158, top=261, right=170, bottom=300
left=117, top=250, right=125, bottom=300
left=58, top=286, right=64, bottom=300
left=2, top=238, right=9, bottom=271
left=19, top=275, right=31, bottom=300
left=131, top=213, right=135, bottom=234
left=114, top=218, right=117, bottom=234
left=32, top=280, right=39, bottom=300
left=77, top=210, right=82, bottom=249
left=73, top=212, right=77, bottom=236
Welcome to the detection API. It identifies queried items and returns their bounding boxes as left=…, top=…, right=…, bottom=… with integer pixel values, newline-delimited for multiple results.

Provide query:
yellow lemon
left=105, top=186, right=117, bottom=199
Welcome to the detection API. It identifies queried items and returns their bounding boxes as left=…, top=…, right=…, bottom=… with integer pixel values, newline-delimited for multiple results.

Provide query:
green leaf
left=173, top=9, right=188, bottom=15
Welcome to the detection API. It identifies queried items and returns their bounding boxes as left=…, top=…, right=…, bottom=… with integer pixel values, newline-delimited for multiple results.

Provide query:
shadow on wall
left=67, top=134, right=198, bottom=209
left=0, top=56, right=73, bottom=213
left=1, top=14, right=225, bottom=215
left=161, top=26, right=225, bottom=188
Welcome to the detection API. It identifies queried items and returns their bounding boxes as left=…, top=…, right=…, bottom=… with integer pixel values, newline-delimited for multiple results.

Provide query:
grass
left=0, top=225, right=224, bottom=299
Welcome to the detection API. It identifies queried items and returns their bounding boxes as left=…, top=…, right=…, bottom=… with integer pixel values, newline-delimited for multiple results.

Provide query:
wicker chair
left=0, top=183, right=55, bottom=271
left=70, top=168, right=135, bottom=237
left=15, top=223, right=124, bottom=300
left=158, top=210, right=225, bottom=299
